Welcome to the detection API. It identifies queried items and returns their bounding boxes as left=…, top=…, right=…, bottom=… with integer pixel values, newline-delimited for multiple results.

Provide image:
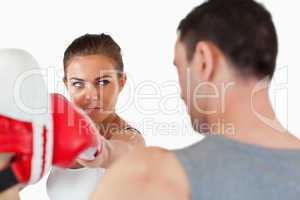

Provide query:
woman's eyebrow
left=95, top=75, right=112, bottom=80
left=70, top=77, right=85, bottom=81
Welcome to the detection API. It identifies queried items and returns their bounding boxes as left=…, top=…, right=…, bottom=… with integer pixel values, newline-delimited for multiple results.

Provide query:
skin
left=0, top=185, right=22, bottom=200
left=91, top=36, right=300, bottom=200
left=64, top=54, right=145, bottom=168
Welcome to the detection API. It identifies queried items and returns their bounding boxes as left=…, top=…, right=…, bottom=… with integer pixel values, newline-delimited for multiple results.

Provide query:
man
left=92, top=0, right=300, bottom=199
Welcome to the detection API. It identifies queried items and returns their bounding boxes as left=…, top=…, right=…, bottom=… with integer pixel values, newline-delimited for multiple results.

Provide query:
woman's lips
left=84, top=107, right=102, bottom=113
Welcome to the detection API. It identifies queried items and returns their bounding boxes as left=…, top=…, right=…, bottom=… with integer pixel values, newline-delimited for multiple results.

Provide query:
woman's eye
left=97, top=80, right=110, bottom=86
left=72, top=82, right=84, bottom=88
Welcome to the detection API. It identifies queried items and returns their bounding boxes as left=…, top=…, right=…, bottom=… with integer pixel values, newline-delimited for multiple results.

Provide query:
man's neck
left=207, top=79, right=300, bottom=149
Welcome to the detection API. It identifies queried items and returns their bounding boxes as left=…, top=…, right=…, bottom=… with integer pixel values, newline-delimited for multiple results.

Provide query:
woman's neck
left=96, top=113, right=125, bottom=139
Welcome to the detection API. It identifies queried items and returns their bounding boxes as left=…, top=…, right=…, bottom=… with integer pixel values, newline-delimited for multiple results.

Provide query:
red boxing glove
left=0, top=93, right=102, bottom=191
left=51, top=93, right=102, bottom=167
left=0, top=49, right=102, bottom=192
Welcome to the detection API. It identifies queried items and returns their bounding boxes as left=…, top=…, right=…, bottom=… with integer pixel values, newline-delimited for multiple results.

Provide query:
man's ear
left=118, top=73, right=127, bottom=92
left=192, top=41, right=216, bottom=81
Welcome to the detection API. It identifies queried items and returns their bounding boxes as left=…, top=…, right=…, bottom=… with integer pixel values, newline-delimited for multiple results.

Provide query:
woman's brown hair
left=63, top=33, right=124, bottom=80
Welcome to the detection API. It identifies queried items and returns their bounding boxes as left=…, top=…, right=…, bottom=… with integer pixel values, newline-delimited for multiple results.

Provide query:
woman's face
left=64, top=54, right=126, bottom=124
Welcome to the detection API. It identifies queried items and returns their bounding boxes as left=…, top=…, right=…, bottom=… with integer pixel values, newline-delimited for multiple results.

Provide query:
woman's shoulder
left=115, top=115, right=142, bottom=135
left=123, top=126, right=142, bottom=135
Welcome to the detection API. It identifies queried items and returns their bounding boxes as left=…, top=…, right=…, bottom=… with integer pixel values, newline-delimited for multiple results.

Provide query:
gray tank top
left=173, top=135, right=300, bottom=200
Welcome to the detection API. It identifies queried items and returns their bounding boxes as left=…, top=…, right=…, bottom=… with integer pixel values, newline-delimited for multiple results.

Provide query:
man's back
left=174, top=135, right=300, bottom=200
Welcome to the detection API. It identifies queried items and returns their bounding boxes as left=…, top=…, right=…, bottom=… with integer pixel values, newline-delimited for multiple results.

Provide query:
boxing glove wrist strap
left=0, top=166, right=18, bottom=192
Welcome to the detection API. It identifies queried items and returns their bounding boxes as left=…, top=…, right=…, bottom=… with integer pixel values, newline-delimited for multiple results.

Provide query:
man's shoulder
left=123, top=146, right=187, bottom=176
left=117, top=147, right=190, bottom=197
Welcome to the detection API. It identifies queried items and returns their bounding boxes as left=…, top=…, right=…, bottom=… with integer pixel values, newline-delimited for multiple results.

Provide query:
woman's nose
left=84, top=84, right=98, bottom=101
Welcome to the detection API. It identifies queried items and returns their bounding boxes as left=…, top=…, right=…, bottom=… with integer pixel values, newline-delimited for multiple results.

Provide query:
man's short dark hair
left=178, top=0, right=278, bottom=79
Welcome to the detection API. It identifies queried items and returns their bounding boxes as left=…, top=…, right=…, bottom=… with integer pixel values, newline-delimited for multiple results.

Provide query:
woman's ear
left=118, top=73, right=127, bottom=92
left=193, top=41, right=216, bottom=82
left=63, top=77, right=68, bottom=89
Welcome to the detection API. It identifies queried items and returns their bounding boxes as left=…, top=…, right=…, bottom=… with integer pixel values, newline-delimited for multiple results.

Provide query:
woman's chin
left=87, top=111, right=108, bottom=124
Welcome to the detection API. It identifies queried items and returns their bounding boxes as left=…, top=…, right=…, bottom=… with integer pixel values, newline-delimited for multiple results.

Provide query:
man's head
left=174, top=0, right=278, bottom=132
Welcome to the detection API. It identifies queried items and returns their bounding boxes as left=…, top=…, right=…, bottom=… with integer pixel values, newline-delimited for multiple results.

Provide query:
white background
left=0, top=0, right=299, bottom=199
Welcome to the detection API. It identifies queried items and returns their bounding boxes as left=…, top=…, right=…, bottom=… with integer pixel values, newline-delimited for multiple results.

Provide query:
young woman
left=47, top=33, right=145, bottom=200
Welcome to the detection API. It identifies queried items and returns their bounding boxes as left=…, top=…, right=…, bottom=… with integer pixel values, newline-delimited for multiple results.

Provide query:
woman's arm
left=101, top=130, right=145, bottom=168
left=77, top=130, right=145, bottom=169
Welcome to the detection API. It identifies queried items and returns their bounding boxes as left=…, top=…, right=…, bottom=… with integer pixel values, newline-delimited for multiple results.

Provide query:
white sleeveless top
left=46, top=167, right=105, bottom=200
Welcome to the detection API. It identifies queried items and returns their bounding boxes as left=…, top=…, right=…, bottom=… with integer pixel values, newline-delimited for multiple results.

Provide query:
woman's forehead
left=66, top=55, right=118, bottom=77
